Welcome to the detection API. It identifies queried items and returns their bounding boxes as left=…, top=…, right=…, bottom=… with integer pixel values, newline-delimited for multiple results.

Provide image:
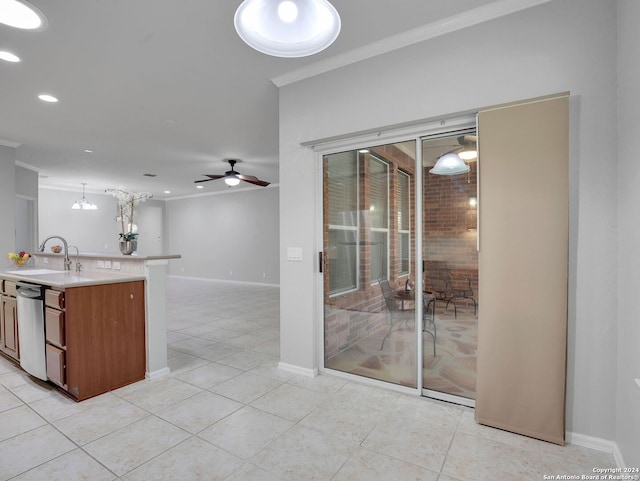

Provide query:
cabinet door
left=1, top=295, right=19, bottom=360
left=46, top=344, right=65, bottom=387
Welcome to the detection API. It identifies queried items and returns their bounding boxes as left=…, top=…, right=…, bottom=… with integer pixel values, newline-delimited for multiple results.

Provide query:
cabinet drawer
left=45, top=289, right=64, bottom=309
left=45, top=307, right=65, bottom=347
left=2, top=280, right=16, bottom=297
left=46, top=344, right=65, bottom=387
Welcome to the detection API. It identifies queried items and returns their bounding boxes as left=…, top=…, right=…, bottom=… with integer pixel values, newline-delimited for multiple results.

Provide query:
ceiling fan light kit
left=234, top=0, right=341, bottom=58
left=196, top=159, right=270, bottom=188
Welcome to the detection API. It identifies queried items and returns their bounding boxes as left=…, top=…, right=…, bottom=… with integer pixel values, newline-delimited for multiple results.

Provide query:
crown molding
left=272, top=0, right=552, bottom=87
left=0, top=138, right=20, bottom=148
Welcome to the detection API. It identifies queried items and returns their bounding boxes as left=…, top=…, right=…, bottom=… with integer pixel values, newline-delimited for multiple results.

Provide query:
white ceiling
left=0, top=0, right=511, bottom=198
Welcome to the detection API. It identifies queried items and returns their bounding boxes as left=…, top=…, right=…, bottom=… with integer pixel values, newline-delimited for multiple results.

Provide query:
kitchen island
left=0, top=251, right=180, bottom=400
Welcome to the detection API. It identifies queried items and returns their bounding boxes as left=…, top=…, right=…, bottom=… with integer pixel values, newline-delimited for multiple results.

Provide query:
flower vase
left=119, top=240, right=137, bottom=255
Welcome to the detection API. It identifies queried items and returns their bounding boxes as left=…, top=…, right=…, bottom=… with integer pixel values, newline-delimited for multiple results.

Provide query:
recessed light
left=38, top=93, right=58, bottom=103
left=0, top=0, right=48, bottom=31
left=83, top=149, right=93, bottom=153
left=0, top=50, right=20, bottom=62
left=163, top=190, right=171, bottom=194
left=196, top=185, right=204, bottom=189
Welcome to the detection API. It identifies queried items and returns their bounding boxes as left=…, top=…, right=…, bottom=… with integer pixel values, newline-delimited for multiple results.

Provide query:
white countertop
left=33, top=252, right=181, bottom=261
left=0, top=268, right=146, bottom=288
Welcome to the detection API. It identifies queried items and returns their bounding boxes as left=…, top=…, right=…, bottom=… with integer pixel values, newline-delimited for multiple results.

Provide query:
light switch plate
left=104, top=260, right=111, bottom=269
left=97, top=260, right=105, bottom=268
left=112, top=261, right=120, bottom=270
left=287, top=247, right=303, bottom=261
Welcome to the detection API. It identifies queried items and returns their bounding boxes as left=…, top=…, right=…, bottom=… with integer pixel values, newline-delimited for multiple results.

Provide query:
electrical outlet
left=112, top=261, right=120, bottom=270
left=43, top=257, right=48, bottom=264
left=104, top=260, right=111, bottom=269
left=97, top=260, right=105, bottom=268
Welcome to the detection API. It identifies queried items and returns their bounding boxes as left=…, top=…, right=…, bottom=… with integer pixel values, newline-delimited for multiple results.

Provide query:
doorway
left=321, top=128, right=478, bottom=405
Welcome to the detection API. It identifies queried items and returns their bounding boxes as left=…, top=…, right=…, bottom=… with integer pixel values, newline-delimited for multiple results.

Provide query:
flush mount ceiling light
left=0, top=50, right=20, bottom=62
left=72, top=183, right=98, bottom=210
left=234, top=0, right=341, bottom=58
left=429, top=152, right=470, bottom=176
left=38, top=93, right=58, bottom=102
left=0, top=0, right=47, bottom=30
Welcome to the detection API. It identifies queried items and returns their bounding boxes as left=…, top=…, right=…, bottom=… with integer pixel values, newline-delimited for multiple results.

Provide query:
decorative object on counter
left=7, top=251, right=31, bottom=266
left=51, top=245, right=62, bottom=253
left=106, top=188, right=152, bottom=255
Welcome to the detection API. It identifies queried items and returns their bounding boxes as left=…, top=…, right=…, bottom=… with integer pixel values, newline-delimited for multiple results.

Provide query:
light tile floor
left=0, top=276, right=617, bottom=481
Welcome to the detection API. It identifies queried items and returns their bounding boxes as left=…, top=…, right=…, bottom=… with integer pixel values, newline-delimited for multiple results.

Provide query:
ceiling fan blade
left=194, top=174, right=224, bottom=183
left=237, top=174, right=270, bottom=187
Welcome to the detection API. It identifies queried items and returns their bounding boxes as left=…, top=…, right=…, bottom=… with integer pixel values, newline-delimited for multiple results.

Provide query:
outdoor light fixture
left=430, top=153, right=470, bottom=176
left=72, top=183, right=98, bottom=210
left=0, top=0, right=47, bottom=30
left=234, top=0, right=341, bottom=58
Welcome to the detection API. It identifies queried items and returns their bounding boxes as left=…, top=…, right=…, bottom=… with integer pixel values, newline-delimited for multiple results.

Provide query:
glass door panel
left=421, top=133, right=478, bottom=403
left=323, top=141, right=417, bottom=388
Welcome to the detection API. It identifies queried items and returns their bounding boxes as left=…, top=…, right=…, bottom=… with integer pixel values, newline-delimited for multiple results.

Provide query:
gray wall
left=279, top=0, right=623, bottom=448
left=0, top=146, right=16, bottom=256
left=38, top=188, right=165, bottom=254
left=166, top=186, right=279, bottom=285
left=616, top=0, right=640, bottom=467
left=37, top=185, right=279, bottom=284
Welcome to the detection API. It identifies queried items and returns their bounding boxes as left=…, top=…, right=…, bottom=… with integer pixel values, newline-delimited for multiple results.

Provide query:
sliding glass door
left=322, top=141, right=418, bottom=388
left=421, top=132, right=478, bottom=405
left=320, top=128, right=479, bottom=405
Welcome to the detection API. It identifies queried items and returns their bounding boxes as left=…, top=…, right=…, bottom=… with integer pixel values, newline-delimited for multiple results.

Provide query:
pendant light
left=234, top=0, right=341, bottom=58
left=72, top=183, right=98, bottom=210
left=0, top=0, right=47, bottom=30
left=429, top=153, right=470, bottom=176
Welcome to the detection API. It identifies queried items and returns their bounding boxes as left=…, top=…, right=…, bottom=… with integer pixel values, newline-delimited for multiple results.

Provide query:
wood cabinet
left=0, top=280, right=19, bottom=361
left=45, top=289, right=65, bottom=388
left=44, top=281, right=146, bottom=401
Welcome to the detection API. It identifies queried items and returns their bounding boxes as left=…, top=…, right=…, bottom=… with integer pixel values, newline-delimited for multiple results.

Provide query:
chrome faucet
left=38, top=236, right=72, bottom=271
left=69, top=245, right=82, bottom=272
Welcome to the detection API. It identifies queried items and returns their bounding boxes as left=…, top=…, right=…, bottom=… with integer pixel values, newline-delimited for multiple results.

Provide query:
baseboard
left=146, top=367, right=171, bottom=381
left=168, top=274, right=279, bottom=288
left=278, top=362, right=318, bottom=378
left=566, top=431, right=625, bottom=468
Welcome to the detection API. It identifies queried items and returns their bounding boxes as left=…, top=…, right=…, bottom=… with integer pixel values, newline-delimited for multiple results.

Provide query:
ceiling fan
left=195, top=159, right=270, bottom=187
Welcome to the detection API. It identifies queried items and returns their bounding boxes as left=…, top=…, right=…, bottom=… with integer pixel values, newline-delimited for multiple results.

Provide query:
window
left=327, top=151, right=358, bottom=294
left=369, top=155, right=389, bottom=282
left=398, top=170, right=410, bottom=276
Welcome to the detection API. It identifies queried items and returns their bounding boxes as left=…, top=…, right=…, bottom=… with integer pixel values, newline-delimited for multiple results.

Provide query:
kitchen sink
left=6, top=269, right=64, bottom=275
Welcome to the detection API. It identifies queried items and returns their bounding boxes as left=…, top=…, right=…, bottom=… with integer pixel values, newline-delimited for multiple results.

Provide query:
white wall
left=279, top=0, right=619, bottom=443
left=616, top=0, right=640, bottom=468
left=166, top=186, right=279, bottom=285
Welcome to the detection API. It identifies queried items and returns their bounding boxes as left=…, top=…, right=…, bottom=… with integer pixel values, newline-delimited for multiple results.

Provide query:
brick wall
left=323, top=146, right=478, bottom=361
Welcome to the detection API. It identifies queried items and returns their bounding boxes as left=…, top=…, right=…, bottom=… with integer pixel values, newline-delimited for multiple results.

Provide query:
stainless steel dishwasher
left=16, top=282, right=47, bottom=380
